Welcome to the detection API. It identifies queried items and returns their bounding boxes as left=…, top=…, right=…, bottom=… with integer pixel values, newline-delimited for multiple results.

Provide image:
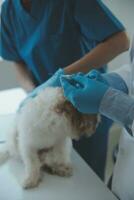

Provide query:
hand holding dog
left=61, top=72, right=109, bottom=114
left=19, top=68, right=64, bottom=109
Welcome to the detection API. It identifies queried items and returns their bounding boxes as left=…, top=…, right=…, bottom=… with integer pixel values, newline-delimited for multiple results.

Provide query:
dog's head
left=53, top=88, right=100, bottom=140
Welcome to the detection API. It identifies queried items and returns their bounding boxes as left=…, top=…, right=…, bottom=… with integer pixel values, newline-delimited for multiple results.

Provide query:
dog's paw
left=22, top=175, right=41, bottom=189
left=47, top=164, right=73, bottom=177
left=57, top=164, right=73, bottom=177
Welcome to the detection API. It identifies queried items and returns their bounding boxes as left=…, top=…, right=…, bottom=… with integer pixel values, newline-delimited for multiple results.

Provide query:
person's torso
left=9, top=0, right=105, bottom=84
left=111, top=38, right=134, bottom=199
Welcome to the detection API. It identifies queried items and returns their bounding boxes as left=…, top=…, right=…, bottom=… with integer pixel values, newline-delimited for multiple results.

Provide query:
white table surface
left=0, top=88, right=117, bottom=200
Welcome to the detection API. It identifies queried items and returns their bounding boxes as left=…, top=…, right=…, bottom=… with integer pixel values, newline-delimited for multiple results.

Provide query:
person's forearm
left=64, top=31, right=130, bottom=74
left=100, top=88, right=134, bottom=131
left=14, top=61, right=35, bottom=92
left=102, top=72, right=128, bottom=94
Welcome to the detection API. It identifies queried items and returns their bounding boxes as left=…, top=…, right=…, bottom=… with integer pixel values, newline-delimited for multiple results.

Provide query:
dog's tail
left=0, top=143, right=10, bottom=165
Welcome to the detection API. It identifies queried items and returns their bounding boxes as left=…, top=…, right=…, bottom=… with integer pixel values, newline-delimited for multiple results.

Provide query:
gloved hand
left=19, top=68, right=64, bottom=110
left=60, top=73, right=109, bottom=114
left=28, top=68, right=64, bottom=98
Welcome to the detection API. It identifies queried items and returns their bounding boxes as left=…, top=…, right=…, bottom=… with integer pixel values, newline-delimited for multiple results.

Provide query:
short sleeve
left=0, top=1, right=21, bottom=61
left=74, top=0, right=125, bottom=42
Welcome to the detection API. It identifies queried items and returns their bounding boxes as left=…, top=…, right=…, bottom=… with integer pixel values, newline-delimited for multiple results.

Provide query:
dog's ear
left=53, top=88, right=78, bottom=116
left=54, top=99, right=74, bottom=115
left=79, top=115, right=100, bottom=137
left=54, top=97, right=82, bottom=129
left=54, top=95, right=100, bottom=139
left=53, top=89, right=78, bottom=117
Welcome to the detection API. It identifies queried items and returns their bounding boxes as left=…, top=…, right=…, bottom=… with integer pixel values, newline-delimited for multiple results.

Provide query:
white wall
left=0, top=0, right=2, bottom=6
left=103, top=0, right=134, bottom=71
left=0, top=0, right=134, bottom=90
left=0, top=0, right=19, bottom=90
left=0, top=61, right=19, bottom=91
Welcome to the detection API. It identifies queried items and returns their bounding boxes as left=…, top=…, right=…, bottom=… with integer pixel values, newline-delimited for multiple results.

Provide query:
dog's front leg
left=19, top=143, right=41, bottom=189
left=43, top=138, right=73, bottom=177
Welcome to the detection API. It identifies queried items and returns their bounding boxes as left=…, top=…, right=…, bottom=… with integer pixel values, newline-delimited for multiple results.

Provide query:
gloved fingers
left=86, top=70, right=103, bottom=82
left=60, top=75, right=79, bottom=91
left=61, top=74, right=103, bottom=92
left=86, top=70, right=107, bottom=84
left=60, top=74, right=86, bottom=89
left=86, top=70, right=101, bottom=79
left=31, top=82, right=47, bottom=94
left=60, top=75, right=85, bottom=97
left=60, top=76, right=78, bottom=104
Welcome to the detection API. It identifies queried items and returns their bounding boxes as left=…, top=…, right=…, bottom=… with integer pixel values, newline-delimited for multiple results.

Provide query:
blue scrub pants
left=73, top=116, right=113, bottom=180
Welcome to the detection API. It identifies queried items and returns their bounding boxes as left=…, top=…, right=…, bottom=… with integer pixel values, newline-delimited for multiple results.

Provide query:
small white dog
left=0, top=87, right=99, bottom=189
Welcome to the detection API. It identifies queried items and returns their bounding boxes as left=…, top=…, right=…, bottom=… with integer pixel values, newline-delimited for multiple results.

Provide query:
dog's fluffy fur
left=0, top=87, right=99, bottom=189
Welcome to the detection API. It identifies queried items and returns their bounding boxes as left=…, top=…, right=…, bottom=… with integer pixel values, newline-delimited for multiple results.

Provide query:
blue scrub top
left=0, top=0, right=125, bottom=84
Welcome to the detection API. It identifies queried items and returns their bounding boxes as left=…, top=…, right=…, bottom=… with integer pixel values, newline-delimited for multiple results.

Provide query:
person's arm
left=15, top=31, right=129, bottom=92
left=14, top=61, right=36, bottom=93
left=61, top=72, right=134, bottom=130
left=14, top=30, right=129, bottom=93
left=100, top=88, right=134, bottom=134
left=64, top=31, right=130, bottom=74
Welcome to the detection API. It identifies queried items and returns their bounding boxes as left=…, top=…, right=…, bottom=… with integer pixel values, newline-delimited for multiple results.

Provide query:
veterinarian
left=61, top=37, right=134, bottom=200
left=0, top=0, right=129, bottom=180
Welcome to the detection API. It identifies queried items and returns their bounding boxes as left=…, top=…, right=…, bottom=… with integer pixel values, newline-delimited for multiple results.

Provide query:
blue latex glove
left=60, top=73, right=109, bottom=114
left=19, top=68, right=64, bottom=110
left=86, top=70, right=108, bottom=84
left=29, top=68, right=64, bottom=97
left=86, top=70, right=128, bottom=93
